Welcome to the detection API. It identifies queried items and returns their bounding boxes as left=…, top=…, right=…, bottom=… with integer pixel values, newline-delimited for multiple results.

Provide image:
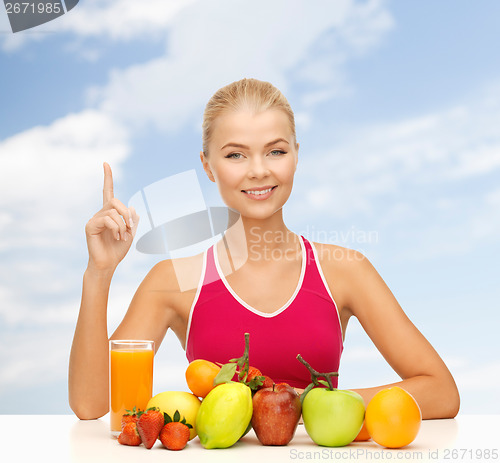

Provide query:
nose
left=247, top=156, right=271, bottom=179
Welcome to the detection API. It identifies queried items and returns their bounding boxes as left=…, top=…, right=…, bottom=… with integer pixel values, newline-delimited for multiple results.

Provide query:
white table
left=2, top=414, right=498, bottom=462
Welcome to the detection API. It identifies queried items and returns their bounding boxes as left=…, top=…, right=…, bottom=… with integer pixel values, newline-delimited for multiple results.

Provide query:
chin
left=240, top=206, right=284, bottom=221
left=223, top=205, right=279, bottom=221
left=221, top=193, right=291, bottom=220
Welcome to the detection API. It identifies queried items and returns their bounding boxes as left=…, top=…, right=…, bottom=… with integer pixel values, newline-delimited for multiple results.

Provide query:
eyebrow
left=220, top=138, right=290, bottom=150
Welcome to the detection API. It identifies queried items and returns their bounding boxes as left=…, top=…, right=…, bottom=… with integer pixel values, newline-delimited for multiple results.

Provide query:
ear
left=200, top=151, right=215, bottom=182
left=294, top=142, right=299, bottom=169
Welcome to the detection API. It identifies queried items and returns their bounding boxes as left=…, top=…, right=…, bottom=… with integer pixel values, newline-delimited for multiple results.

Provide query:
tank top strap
left=301, top=235, right=318, bottom=279
left=202, top=244, right=220, bottom=287
left=300, top=236, right=338, bottom=305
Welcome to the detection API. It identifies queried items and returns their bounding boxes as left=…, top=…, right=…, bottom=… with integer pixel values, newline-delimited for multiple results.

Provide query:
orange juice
left=109, top=341, right=154, bottom=433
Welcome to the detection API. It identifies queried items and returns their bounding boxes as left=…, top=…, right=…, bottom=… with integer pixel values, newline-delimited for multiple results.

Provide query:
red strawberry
left=245, top=366, right=272, bottom=390
left=118, top=422, right=141, bottom=446
left=137, top=407, right=164, bottom=449
left=160, top=422, right=190, bottom=450
left=121, top=407, right=140, bottom=430
left=246, top=366, right=262, bottom=381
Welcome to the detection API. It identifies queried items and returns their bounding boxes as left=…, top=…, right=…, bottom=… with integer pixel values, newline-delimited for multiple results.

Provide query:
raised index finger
left=103, top=162, right=114, bottom=205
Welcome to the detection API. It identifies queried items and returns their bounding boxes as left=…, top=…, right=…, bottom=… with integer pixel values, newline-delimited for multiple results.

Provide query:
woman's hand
left=85, top=162, right=140, bottom=272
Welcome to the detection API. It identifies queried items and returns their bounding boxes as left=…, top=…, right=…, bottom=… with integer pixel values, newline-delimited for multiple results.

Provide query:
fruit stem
left=240, top=332, right=250, bottom=381
left=243, top=332, right=250, bottom=362
left=230, top=332, right=251, bottom=382
left=296, top=354, right=339, bottom=391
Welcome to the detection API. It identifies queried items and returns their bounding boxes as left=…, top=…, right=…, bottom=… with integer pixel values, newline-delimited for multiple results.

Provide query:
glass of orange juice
left=109, top=340, right=154, bottom=435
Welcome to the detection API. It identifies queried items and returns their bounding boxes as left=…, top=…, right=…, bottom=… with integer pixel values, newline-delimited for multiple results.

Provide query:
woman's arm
left=69, top=260, right=179, bottom=420
left=323, top=246, right=460, bottom=419
left=68, top=163, right=175, bottom=420
left=68, top=267, right=114, bottom=420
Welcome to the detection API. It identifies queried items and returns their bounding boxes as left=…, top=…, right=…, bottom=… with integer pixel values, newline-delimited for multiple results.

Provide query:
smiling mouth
left=241, top=185, right=277, bottom=199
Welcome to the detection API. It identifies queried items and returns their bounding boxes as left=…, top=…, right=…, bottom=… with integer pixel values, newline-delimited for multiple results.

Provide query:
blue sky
left=0, top=0, right=499, bottom=415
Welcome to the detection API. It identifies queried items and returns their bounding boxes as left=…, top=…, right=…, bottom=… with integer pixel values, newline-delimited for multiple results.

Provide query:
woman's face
left=201, top=109, right=298, bottom=220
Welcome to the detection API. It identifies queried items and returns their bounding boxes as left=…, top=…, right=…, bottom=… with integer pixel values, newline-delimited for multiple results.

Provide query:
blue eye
left=270, top=150, right=286, bottom=156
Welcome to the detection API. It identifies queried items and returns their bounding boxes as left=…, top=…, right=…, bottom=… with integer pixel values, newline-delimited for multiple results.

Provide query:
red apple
left=251, top=383, right=302, bottom=445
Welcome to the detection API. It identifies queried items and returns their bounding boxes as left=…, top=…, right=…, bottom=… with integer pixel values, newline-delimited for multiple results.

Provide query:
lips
left=242, top=185, right=277, bottom=200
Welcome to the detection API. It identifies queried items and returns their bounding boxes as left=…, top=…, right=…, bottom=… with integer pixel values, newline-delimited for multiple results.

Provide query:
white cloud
left=0, top=0, right=196, bottom=52
left=451, top=357, right=500, bottom=392
left=60, top=0, right=196, bottom=41
left=0, top=109, right=131, bottom=327
left=0, top=109, right=130, bottom=245
left=87, top=0, right=393, bottom=132
left=485, top=187, right=500, bottom=206
left=290, top=83, right=500, bottom=260
left=297, top=92, right=500, bottom=206
left=449, top=144, right=500, bottom=179
left=0, top=329, right=72, bottom=392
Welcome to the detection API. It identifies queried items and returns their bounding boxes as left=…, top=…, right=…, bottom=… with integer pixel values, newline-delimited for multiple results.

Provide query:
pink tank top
left=185, top=236, right=343, bottom=389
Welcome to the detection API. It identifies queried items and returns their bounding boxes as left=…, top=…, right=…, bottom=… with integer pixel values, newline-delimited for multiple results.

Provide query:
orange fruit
left=353, top=420, right=371, bottom=441
left=185, top=359, right=221, bottom=398
left=365, top=386, right=422, bottom=448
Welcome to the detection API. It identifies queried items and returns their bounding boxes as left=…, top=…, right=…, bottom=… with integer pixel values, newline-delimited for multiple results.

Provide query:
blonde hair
left=202, top=78, right=296, bottom=155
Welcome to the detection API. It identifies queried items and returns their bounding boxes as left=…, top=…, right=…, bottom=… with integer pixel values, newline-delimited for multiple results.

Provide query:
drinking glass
left=109, top=340, right=154, bottom=435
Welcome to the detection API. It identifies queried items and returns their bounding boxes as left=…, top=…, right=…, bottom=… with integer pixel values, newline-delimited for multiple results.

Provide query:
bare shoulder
left=310, top=241, right=374, bottom=312
left=311, top=241, right=369, bottom=272
left=145, top=251, right=205, bottom=296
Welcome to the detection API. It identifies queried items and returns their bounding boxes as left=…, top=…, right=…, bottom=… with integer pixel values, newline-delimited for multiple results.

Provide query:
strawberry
left=160, top=410, right=193, bottom=450
left=121, top=407, right=140, bottom=430
left=246, top=366, right=262, bottom=381
left=245, top=366, right=270, bottom=390
left=160, top=422, right=190, bottom=451
left=137, top=407, right=164, bottom=449
left=118, top=422, right=141, bottom=446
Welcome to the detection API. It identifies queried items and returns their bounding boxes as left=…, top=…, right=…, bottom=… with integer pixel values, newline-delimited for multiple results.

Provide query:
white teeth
left=245, top=187, right=273, bottom=195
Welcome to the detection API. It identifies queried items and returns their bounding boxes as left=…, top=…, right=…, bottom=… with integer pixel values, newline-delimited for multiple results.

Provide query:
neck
left=221, top=209, right=300, bottom=261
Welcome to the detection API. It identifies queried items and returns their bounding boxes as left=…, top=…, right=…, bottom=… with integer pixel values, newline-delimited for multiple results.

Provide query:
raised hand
left=85, top=162, right=140, bottom=272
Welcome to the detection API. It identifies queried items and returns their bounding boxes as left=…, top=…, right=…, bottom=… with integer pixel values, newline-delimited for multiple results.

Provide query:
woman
left=69, top=78, right=460, bottom=420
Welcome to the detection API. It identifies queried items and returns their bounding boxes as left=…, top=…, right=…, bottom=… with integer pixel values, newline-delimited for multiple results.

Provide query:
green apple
left=302, top=388, right=365, bottom=447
